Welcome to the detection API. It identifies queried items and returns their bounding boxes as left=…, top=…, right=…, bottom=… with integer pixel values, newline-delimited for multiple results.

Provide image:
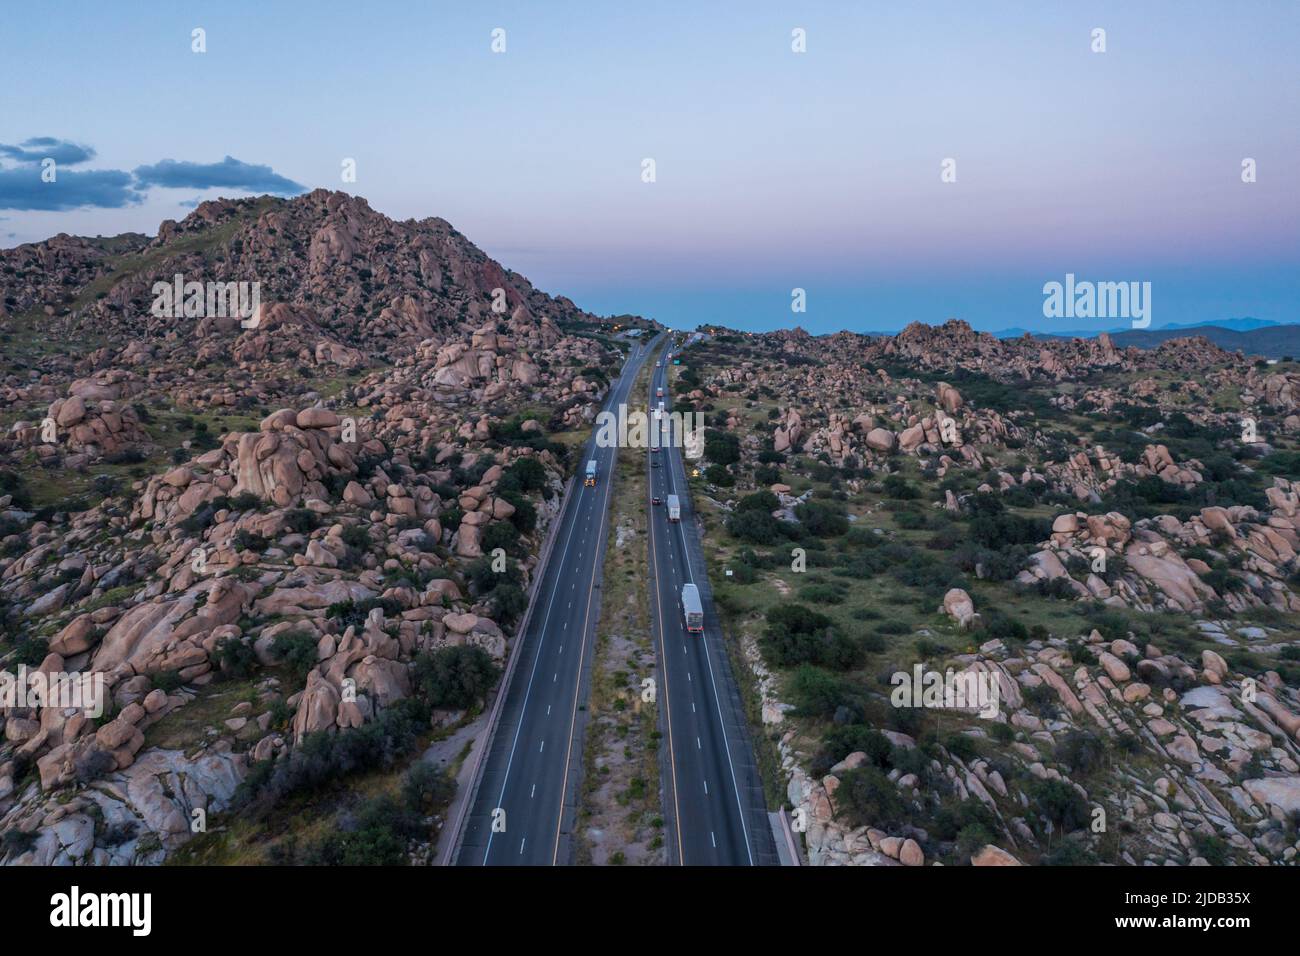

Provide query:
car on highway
left=652, top=495, right=661, bottom=505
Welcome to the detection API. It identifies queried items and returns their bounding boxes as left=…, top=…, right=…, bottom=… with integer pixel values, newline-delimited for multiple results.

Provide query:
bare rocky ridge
left=0, top=192, right=649, bottom=864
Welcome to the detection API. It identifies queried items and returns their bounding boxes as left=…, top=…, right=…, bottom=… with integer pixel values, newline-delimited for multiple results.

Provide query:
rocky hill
left=671, top=323, right=1300, bottom=866
left=0, top=192, right=642, bottom=865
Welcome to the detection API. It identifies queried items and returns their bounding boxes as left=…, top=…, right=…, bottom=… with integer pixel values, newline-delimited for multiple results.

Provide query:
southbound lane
left=456, top=333, right=659, bottom=865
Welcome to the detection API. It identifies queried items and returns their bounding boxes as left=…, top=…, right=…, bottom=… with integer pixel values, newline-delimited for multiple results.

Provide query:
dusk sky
left=2, top=0, right=1296, bottom=333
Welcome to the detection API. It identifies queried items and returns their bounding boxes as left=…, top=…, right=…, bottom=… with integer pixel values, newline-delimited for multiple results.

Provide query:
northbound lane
left=646, top=347, right=778, bottom=865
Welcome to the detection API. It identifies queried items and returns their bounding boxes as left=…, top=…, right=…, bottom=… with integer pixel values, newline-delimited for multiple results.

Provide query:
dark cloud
left=133, top=156, right=305, bottom=195
left=0, top=137, right=96, bottom=166
left=0, top=140, right=305, bottom=211
left=0, top=166, right=140, bottom=211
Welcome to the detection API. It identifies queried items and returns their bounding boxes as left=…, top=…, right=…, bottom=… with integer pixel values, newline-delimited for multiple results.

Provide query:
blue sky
left=1, top=0, right=1297, bottom=333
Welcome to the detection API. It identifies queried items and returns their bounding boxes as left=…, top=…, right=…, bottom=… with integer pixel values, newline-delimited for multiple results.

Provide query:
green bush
left=834, top=766, right=908, bottom=829
left=725, top=508, right=789, bottom=545
left=795, top=500, right=849, bottom=537
left=703, top=429, right=740, bottom=465
left=786, top=665, right=856, bottom=717
left=212, top=635, right=257, bottom=680
left=234, top=698, right=431, bottom=808
left=271, top=629, right=321, bottom=682
left=736, top=490, right=780, bottom=513
left=412, top=645, right=500, bottom=711
left=761, top=604, right=861, bottom=670
left=705, top=464, right=734, bottom=486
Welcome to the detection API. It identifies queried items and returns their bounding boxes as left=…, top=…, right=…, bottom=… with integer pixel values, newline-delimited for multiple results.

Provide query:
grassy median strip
left=574, top=356, right=666, bottom=865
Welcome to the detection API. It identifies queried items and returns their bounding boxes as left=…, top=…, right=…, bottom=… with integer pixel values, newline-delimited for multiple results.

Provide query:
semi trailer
left=682, top=583, right=703, bottom=632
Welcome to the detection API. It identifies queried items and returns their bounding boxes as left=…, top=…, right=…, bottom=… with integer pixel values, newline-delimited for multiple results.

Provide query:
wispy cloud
left=133, top=156, right=304, bottom=195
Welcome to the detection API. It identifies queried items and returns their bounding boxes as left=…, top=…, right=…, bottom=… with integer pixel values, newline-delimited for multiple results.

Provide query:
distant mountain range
left=989, top=318, right=1299, bottom=359
left=853, top=318, right=1298, bottom=358
left=993, top=317, right=1280, bottom=338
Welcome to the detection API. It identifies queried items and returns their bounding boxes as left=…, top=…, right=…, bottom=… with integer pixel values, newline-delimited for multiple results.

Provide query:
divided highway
left=646, top=350, right=779, bottom=865
left=453, top=333, right=660, bottom=865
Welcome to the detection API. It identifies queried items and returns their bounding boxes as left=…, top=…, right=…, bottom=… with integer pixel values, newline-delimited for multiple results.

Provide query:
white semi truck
left=584, top=459, right=598, bottom=487
left=666, top=494, right=680, bottom=522
left=681, top=583, right=703, bottom=633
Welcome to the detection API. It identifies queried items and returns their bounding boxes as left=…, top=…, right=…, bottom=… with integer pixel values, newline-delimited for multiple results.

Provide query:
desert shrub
left=412, top=645, right=499, bottom=710
left=1029, top=778, right=1090, bottom=833
left=798, top=583, right=844, bottom=605
left=761, top=604, right=861, bottom=670
left=326, top=597, right=403, bottom=630
left=482, top=520, right=521, bottom=556
left=736, top=490, right=779, bottom=513
left=233, top=698, right=430, bottom=808
left=489, top=581, right=528, bottom=624
left=980, top=609, right=1029, bottom=643
left=150, top=671, right=184, bottom=693
left=894, top=510, right=928, bottom=530
left=284, top=508, right=321, bottom=534
left=271, top=629, right=321, bottom=682
left=502, top=492, right=537, bottom=534
left=2, top=829, right=38, bottom=857
left=402, top=761, right=456, bottom=814
left=340, top=524, right=371, bottom=549
left=819, top=725, right=894, bottom=769
left=1193, top=832, right=1230, bottom=866
left=0, top=470, right=32, bottom=509
left=795, top=500, right=849, bottom=537
left=944, top=733, right=979, bottom=761
left=501, top=456, right=548, bottom=493
left=10, top=635, right=49, bottom=667
left=228, top=491, right=263, bottom=512
left=834, top=766, right=909, bottom=829
left=882, top=473, right=919, bottom=499
left=703, top=429, right=740, bottom=465
left=705, top=464, right=734, bottom=486
left=726, top=508, right=788, bottom=545
left=232, top=529, right=268, bottom=552
left=301, top=795, right=422, bottom=866
left=212, top=635, right=258, bottom=680
left=786, top=665, right=857, bottom=716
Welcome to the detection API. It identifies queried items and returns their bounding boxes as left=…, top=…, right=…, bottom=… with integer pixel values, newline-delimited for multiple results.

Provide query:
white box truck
left=666, top=494, right=680, bottom=522
left=584, top=459, right=598, bottom=487
left=682, top=583, right=703, bottom=633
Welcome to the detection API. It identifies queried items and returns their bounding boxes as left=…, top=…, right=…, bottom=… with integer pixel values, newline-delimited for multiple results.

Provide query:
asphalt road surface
left=646, top=349, right=779, bottom=865
left=455, top=333, right=660, bottom=865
